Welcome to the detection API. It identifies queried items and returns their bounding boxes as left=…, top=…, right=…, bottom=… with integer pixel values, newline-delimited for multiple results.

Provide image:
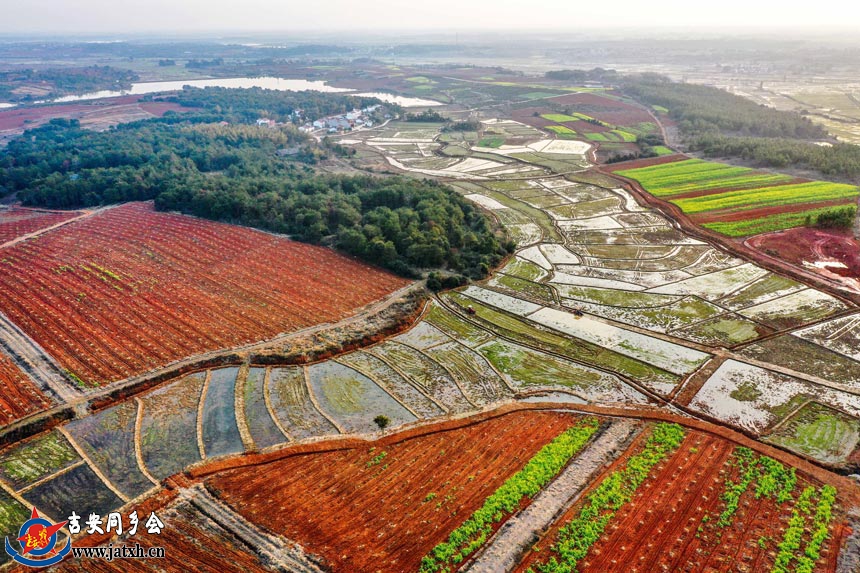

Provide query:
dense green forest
left=169, top=86, right=393, bottom=123
left=621, top=75, right=826, bottom=139
left=0, top=66, right=138, bottom=102
left=0, top=94, right=507, bottom=278
left=687, top=134, right=860, bottom=179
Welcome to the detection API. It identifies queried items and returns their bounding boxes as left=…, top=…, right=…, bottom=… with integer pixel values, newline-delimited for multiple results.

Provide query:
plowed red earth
left=0, top=207, right=81, bottom=243
left=749, top=227, right=860, bottom=286
left=208, top=410, right=582, bottom=573
left=0, top=351, right=51, bottom=425
left=517, top=431, right=844, bottom=573
left=0, top=202, right=409, bottom=385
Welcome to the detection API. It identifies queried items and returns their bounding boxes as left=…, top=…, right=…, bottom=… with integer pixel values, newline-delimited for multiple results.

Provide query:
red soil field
left=749, top=227, right=860, bottom=289
left=0, top=202, right=409, bottom=385
left=0, top=207, right=82, bottom=244
left=516, top=431, right=843, bottom=573
left=207, top=410, right=582, bottom=573
left=0, top=350, right=51, bottom=426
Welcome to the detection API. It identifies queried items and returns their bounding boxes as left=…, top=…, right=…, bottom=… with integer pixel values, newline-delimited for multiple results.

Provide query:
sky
left=3, top=0, right=859, bottom=35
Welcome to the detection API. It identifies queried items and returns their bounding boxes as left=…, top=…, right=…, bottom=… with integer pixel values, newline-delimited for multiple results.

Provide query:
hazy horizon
left=5, top=0, right=860, bottom=35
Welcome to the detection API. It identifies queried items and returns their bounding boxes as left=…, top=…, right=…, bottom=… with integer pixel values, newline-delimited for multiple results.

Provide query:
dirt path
left=464, top=419, right=641, bottom=573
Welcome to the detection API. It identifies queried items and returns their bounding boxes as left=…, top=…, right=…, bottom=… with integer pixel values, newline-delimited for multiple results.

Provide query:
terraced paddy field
left=611, top=157, right=859, bottom=237
left=0, top=202, right=409, bottom=386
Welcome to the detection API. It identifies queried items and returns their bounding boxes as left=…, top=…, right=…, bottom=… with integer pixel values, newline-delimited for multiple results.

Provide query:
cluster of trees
left=406, top=109, right=445, bottom=122
left=812, top=205, right=857, bottom=228
left=688, top=134, right=860, bottom=179
left=0, top=108, right=506, bottom=278
left=442, top=120, right=480, bottom=132
left=0, top=66, right=138, bottom=102
left=170, top=86, right=391, bottom=124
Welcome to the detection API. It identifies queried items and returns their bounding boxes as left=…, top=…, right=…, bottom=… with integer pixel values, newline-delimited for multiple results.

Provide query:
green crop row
left=772, top=486, right=817, bottom=573
left=530, top=423, right=686, bottom=573
left=546, top=125, right=576, bottom=135
left=716, top=447, right=797, bottom=528
left=672, top=181, right=858, bottom=214
left=702, top=205, right=858, bottom=237
left=419, top=418, right=600, bottom=573
left=616, top=159, right=794, bottom=197
left=794, top=485, right=837, bottom=573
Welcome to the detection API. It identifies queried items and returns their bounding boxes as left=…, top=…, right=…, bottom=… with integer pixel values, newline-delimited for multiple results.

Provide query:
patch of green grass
left=651, top=145, right=674, bottom=156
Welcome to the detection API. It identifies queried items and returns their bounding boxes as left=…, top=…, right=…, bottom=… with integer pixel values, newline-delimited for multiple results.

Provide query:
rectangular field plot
left=718, top=273, right=807, bottom=310
left=391, top=322, right=451, bottom=350
left=24, top=463, right=123, bottom=522
left=477, top=340, right=646, bottom=403
left=241, top=367, right=286, bottom=450
left=648, top=263, right=769, bottom=300
left=335, top=352, right=445, bottom=418
left=737, top=289, right=848, bottom=330
left=444, top=293, right=680, bottom=392
left=564, top=295, right=726, bottom=334
left=139, top=373, right=205, bottom=480
left=765, top=401, right=860, bottom=464
left=742, top=333, right=860, bottom=388
left=528, top=307, right=710, bottom=378
left=0, top=430, right=80, bottom=491
left=488, top=274, right=556, bottom=304
left=201, top=368, right=244, bottom=459
left=793, top=313, right=860, bottom=362
left=423, top=303, right=493, bottom=348
left=306, top=361, right=416, bottom=434
left=66, top=401, right=154, bottom=499
left=689, top=359, right=860, bottom=437
left=423, top=342, right=511, bottom=404
left=677, top=315, right=770, bottom=346
left=370, top=342, right=474, bottom=413
left=267, top=367, right=338, bottom=440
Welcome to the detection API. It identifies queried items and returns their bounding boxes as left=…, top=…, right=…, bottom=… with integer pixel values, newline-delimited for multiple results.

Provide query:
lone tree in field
left=374, top=415, right=390, bottom=431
